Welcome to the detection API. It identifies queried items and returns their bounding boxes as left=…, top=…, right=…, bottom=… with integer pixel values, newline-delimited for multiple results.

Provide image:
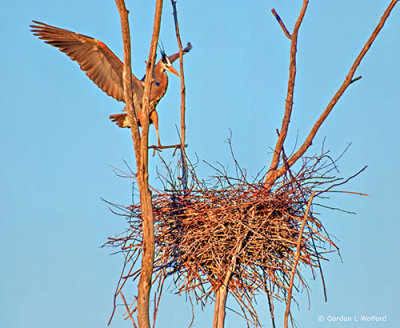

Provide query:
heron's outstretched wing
left=31, top=20, right=143, bottom=102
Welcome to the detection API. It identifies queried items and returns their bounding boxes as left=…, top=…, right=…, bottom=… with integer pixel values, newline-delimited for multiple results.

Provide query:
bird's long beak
left=168, top=66, right=180, bottom=77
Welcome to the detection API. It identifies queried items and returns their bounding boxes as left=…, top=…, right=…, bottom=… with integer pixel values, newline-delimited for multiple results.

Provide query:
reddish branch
left=114, top=0, right=141, bottom=163
left=213, top=236, right=244, bottom=328
left=120, top=290, right=138, bottom=328
left=170, top=0, right=187, bottom=152
left=170, top=0, right=189, bottom=189
left=265, top=0, right=399, bottom=189
left=265, top=0, right=309, bottom=188
left=114, top=1, right=164, bottom=327
left=284, top=191, right=316, bottom=328
left=137, top=1, right=163, bottom=327
left=271, top=8, right=292, bottom=39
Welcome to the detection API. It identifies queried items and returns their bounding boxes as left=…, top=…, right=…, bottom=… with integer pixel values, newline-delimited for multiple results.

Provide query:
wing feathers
left=31, top=21, right=142, bottom=102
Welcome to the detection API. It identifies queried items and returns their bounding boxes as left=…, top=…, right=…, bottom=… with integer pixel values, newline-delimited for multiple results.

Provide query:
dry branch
left=114, top=0, right=141, bottom=163
left=265, top=0, right=309, bottom=188
left=120, top=290, right=138, bottom=328
left=170, top=0, right=189, bottom=189
left=114, top=1, right=163, bottom=327
left=271, top=9, right=292, bottom=39
left=284, top=191, right=315, bottom=328
left=265, top=0, right=399, bottom=189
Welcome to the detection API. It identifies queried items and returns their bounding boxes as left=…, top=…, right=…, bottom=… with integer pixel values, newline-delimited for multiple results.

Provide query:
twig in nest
left=284, top=191, right=315, bottom=328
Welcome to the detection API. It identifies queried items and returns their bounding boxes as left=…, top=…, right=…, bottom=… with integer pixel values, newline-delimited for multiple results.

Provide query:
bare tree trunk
left=136, top=1, right=163, bottom=327
left=213, top=286, right=228, bottom=328
left=213, top=236, right=244, bottom=328
left=115, top=1, right=163, bottom=327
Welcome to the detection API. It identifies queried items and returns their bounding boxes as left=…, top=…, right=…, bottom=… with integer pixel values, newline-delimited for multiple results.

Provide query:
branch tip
left=271, top=8, right=292, bottom=39
left=350, top=75, right=362, bottom=84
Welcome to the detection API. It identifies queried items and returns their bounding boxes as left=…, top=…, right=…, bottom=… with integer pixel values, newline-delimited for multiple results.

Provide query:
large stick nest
left=106, top=149, right=362, bottom=326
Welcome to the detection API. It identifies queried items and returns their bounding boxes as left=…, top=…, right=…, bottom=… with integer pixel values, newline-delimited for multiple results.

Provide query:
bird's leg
left=150, top=110, right=162, bottom=148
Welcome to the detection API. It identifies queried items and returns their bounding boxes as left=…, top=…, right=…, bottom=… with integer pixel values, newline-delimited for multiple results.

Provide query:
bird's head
left=160, top=48, right=180, bottom=77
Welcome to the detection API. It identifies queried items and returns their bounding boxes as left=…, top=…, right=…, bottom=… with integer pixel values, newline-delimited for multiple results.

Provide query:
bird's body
left=109, top=53, right=172, bottom=130
left=30, top=20, right=191, bottom=146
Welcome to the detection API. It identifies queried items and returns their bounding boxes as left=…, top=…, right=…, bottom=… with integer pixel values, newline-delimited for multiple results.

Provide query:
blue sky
left=1, top=0, right=400, bottom=327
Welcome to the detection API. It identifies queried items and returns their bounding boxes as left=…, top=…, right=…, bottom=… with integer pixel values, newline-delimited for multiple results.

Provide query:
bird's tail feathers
left=109, top=113, right=130, bottom=128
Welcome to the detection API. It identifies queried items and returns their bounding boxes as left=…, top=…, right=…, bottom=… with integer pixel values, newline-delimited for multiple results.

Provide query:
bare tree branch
left=284, top=192, right=315, bottom=328
left=213, top=236, right=245, bottom=328
left=265, top=0, right=309, bottom=187
left=114, top=0, right=142, bottom=165
left=265, top=0, right=399, bottom=189
left=114, top=1, right=164, bottom=327
left=120, top=290, right=138, bottom=328
left=271, top=8, right=292, bottom=39
left=136, top=2, right=164, bottom=327
left=170, top=0, right=189, bottom=190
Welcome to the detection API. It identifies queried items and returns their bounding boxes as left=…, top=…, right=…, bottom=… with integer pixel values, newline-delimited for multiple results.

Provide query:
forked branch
left=265, top=0, right=309, bottom=187
left=114, top=1, right=163, bottom=327
left=265, top=0, right=399, bottom=189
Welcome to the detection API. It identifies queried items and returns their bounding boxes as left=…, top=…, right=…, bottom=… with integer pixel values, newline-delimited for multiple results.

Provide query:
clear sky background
left=1, top=0, right=400, bottom=327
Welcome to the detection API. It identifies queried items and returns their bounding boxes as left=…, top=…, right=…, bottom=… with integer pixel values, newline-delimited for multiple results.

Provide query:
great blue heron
left=30, top=20, right=191, bottom=146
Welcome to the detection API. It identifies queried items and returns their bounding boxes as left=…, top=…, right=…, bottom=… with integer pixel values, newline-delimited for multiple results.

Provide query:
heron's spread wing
left=31, top=21, right=143, bottom=102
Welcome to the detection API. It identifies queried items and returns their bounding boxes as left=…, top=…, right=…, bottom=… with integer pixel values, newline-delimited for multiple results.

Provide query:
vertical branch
left=137, top=1, right=164, bottom=328
left=115, top=1, right=164, bottom=328
left=114, top=0, right=142, bottom=165
left=141, top=0, right=164, bottom=154
left=213, top=236, right=244, bottom=328
left=264, top=0, right=309, bottom=189
left=152, top=270, right=166, bottom=328
left=265, top=0, right=399, bottom=188
left=284, top=191, right=315, bottom=328
left=213, top=289, right=221, bottom=328
left=266, top=288, right=276, bottom=328
left=170, top=0, right=188, bottom=190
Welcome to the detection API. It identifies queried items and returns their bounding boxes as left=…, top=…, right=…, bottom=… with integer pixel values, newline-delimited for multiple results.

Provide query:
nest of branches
left=106, top=149, right=363, bottom=326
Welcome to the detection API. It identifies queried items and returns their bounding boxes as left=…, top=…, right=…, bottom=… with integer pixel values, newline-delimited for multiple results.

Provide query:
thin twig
left=120, top=290, right=138, bottom=328
left=266, top=288, right=276, bottom=328
left=170, top=0, right=189, bottom=190
left=271, top=9, right=292, bottom=39
left=284, top=191, right=316, bottom=328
